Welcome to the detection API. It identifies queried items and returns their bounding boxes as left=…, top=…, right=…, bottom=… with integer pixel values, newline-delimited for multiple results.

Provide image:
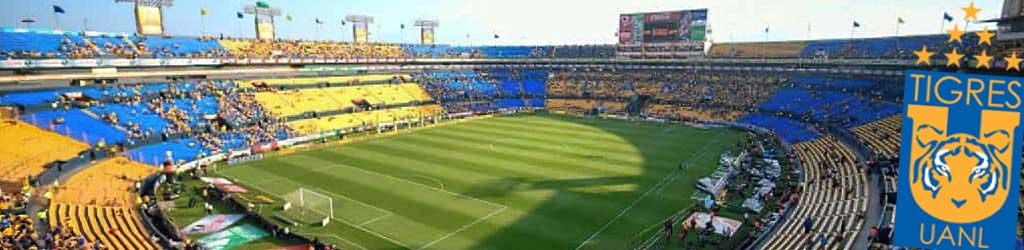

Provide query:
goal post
left=281, top=188, right=334, bottom=225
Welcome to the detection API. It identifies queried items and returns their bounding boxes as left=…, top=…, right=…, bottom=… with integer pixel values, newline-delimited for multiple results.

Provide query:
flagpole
left=53, top=10, right=60, bottom=30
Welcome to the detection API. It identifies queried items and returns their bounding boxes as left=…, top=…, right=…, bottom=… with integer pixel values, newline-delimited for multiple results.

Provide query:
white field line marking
left=312, top=187, right=393, bottom=219
left=573, top=171, right=679, bottom=250
left=219, top=172, right=415, bottom=250
left=305, top=233, right=369, bottom=250
left=358, top=213, right=392, bottom=227
left=417, top=206, right=508, bottom=250
left=323, top=159, right=507, bottom=209
left=574, top=138, right=719, bottom=250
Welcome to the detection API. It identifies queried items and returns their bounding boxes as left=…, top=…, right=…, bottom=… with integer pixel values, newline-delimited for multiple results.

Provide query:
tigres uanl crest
left=894, top=70, right=1023, bottom=250
left=905, top=105, right=1017, bottom=223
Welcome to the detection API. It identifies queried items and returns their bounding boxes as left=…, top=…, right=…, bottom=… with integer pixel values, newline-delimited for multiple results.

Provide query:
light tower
left=115, top=0, right=173, bottom=35
left=414, top=19, right=439, bottom=45
left=244, top=1, right=282, bottom=40
left=345, top=15, right=374, bottom=43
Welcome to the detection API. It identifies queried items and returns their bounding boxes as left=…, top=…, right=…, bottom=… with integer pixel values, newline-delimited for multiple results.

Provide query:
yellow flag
left=200, top=7, right=208, bottom=16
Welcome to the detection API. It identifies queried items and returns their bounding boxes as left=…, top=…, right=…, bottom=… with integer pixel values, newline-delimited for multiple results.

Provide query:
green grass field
left=217, top=114, right=744, bottom=250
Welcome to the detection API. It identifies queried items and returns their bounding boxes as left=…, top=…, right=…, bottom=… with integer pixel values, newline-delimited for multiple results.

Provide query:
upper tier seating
left=219, top=39, right=405, bottom=59
left=849, top=115, right=901, bottom=159
left=0, top=120, right=88, bottom=182
left=708, top=41, right=807, bottom=58
left=761, top=137, right=867, bottom=250
left=0, top=31, right=64, bottom=57
left=287, top=105, right=445, bottom=135
left=243, top=74, right=408, bottom=87
left=135, top=36, right=225, bottom=58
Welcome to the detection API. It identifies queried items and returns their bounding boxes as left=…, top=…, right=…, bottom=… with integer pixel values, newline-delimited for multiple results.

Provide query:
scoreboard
left=619, top=9, right=707, bottom=45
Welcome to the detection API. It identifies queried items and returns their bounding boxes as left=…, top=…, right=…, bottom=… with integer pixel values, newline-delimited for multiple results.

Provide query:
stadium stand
left=253, top=83, right=432, bottom=118
left=761, top=137, right=867, bottom=250
left=0, top=120, right=88, bottom=183
left=757, top=88, right=900, bottom=128
left=736, top=114, right=821, bottom=144
left=287, top=105, right=445, bottom=135
left=218, top=38, right=405, bottom=59
left=135, top=36, right=226, bottom=58
left=49, top=157, right=158, bottom=250
left=243, top=74, right=408, bottom=87
left=21, top=109, right=128, bottom=145
left=849, top=115, right=901, bottom=159
left=708, top=41, right=807, bottom=58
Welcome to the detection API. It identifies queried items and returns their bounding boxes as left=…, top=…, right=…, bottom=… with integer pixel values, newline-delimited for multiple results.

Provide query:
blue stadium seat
left=20, top=109, right=128, bottom=145
left=736, top=114, right=820, bottom=143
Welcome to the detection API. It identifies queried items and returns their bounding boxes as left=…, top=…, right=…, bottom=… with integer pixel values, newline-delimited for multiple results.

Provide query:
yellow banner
left=136, top=6, right=163, bottom=35
left=256, top=22, right=275, bottom=40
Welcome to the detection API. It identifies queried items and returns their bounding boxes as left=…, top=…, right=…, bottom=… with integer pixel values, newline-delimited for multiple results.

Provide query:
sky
left=0, top=0, right=1005, bottom=45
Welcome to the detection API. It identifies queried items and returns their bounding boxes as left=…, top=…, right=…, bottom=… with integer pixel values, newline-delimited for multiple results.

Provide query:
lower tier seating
left=849, top=115, right=900, bottom=159
left=0, top=120, right=88, bottom=182
left=761, top=137, right=868, bottom=250
left=50, top=203, right=157, bottom=250
left=287, top=105, right=445, bottom=135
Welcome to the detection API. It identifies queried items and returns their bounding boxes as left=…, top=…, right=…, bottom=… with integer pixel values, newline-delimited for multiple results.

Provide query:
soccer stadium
left=0, top=0, right=1022, bottom=249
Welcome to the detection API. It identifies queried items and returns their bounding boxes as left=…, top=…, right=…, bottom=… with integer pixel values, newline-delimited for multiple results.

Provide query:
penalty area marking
left=217, top=172, right=415, bottom=250
left=417, top=206, right=508, bottom=250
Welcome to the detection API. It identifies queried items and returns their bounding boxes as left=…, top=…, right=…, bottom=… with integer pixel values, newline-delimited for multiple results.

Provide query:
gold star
left=976, top=26, right=995, bottom=46
left=945, top=48, right=964, bottom=67
left=947, top=24, right=965, bottom=44
left=962, top=1, right=982, bottom=21
left=913, top=45, right=934, bottom=65
left=974, top=50, right=993, bottom=69
left=1006, top=52, right=1023, bottom=71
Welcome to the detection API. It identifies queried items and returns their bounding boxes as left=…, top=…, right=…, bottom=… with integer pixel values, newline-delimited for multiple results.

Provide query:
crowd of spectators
left=219, top=38, right=405, bottom=59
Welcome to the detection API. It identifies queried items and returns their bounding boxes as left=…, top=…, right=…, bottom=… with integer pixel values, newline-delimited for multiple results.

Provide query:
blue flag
left=943, top=12, right=954, bottom=22
left=52, top=5, right=65, bottom=14
left=236, top=12, right=244, bottom=19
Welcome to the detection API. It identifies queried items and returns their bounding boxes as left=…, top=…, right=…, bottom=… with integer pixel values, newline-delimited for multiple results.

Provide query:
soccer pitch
left=217, top=114, right=744, bottom=250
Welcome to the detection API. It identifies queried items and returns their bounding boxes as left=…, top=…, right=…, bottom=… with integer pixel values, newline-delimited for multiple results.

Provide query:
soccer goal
left=281, top=188, right=334, bottom=225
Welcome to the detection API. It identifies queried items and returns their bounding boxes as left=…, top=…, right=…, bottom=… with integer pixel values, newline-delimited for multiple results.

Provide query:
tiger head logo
left=907, top=105, right=1019, bottom=223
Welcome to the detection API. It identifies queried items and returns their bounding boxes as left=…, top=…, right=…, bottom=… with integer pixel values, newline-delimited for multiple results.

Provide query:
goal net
left=281, top=188, right=334, bottom=225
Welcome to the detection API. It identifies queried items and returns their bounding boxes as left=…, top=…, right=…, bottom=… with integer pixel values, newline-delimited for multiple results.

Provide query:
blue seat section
left=0, top=90, right=65, bottom=106
left=793, top=77, right=876, bottom=89
left=493, top=99, right=525, bottom=108
left=758, top=88, right=899, bottom=128
left=161, top=97, right=219, bottom=127
left=736, top=114, right=820, bottom=143
left=799, top=35, right=974, bottom=58
left=137, top=36, right=225, bottom=57
left=522, top=80, right=546, bottom=95
left=88, top=103, right=169, bottom=133
left=477, top=46, right=537, bottom=58
left=518, top=70, right=549, bottom=79
left=499, top=81, right=521, bottom=95
left=428, top=71, right=477, bottom=79
left=0, top=31, right=64, bottom=55
left=125, top=139, right=208, bottom=165
left=20, top=110, right=127, bottom=145
left=471, top=81, right=497, bottom=95
left=529, top=98, right=545, bottom=108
